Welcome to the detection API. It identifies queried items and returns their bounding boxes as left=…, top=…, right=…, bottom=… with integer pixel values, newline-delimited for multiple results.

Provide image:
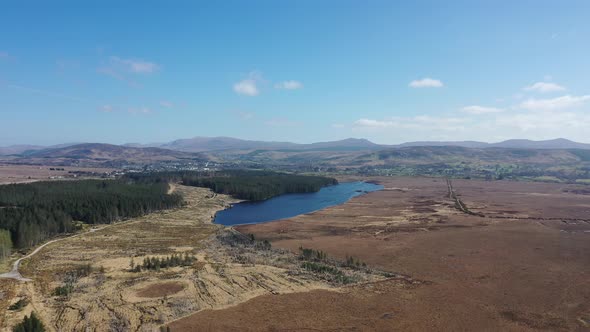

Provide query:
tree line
left=130, top=253, right=196, bottom=272
left=0, top=180, right=182, bottom=249
left=126, top=170, right=338, bottom=201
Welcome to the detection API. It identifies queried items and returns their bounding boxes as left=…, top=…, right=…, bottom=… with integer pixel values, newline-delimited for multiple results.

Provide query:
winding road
left=0, top=227, right=105, bottom=282
left=1, top=184, right=177, bottom=282
left=0, top=238, right=62, bottom=281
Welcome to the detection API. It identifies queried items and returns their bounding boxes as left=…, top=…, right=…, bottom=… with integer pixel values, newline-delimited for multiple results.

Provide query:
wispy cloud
left=264, top=118, right=300, bottom=127
left=128, top=107, right=152, bottom=114
left=109, top=56, right=159, bottom=74
left=238, top=111, right=254, bottom=120
left=4, top=83, right=88, bottom=102
left=99, top=105, right=114, bottom=112
left=354, top=119, right=394, bottom=128
left=97, top=67, right=139, bottom=87
left=352, top=107, right=590, bottom=143
left=97, top=56, right=159, bottom=87
left=409, top=78, right=443, bottom=88
left=56, top=59, right=80, bottom=71
left=274, top=80, right=303, bottom=90
left=160, top=101, right=174, bottom=108
left=495, top=110, right=590, bottom=132
left=354, top=116, right=467, bottom=131
left=461, top=105, right=505, bottom=114
left=523, top=82, right=566, bottom=93
left=227, top=110, right=255, bottom=120
left=0, top=51, right=12, bottom=60
left=519, top=95, right=590, bottom=111
left=331, top=123, right=345, bottom=128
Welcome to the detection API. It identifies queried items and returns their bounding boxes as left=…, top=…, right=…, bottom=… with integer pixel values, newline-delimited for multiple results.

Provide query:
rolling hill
left=160, top=137, right=383, bottom=152
left=5, top=143, right=204, bottom=166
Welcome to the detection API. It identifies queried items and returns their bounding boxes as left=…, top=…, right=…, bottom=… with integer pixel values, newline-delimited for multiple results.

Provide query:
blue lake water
left=214, top=181, right=383, bottom=226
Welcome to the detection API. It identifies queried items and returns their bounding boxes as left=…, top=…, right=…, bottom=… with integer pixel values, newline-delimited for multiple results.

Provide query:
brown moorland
left=170, top=177, right=590, bottom=331
left=0, top=164, right=116, bottom=184
left=136, top=281, right=186, bottom=298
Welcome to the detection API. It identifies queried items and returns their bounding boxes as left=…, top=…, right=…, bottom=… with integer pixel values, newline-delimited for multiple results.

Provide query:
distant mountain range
left=130, top=137, right=383, bottom=152
left=1, top=137, right=590, bottom=157
left=4, top=137, right=590, bottom=156
left=0, top=137, right=384, bottom=155
left=2, top=137, right=590, bottom=169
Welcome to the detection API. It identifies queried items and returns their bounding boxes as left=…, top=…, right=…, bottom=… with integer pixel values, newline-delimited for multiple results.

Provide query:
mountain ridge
left=2, top=137, right=590, bottom=156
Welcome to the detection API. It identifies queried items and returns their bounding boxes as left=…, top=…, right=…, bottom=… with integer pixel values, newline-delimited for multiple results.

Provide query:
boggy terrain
left=2, top=177, right=590, bottom=331
left=2, top=185, right=378, bottom=331
left=167, top=176, right=590, bottom=331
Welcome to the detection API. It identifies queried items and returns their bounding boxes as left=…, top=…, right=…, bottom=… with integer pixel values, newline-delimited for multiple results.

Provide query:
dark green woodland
left=0, top=180, right=182, bottom=249
left=126, top=170, right=338, bottom=201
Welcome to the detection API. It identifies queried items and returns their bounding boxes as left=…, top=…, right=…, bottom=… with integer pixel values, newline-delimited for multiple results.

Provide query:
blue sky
left=1, top=0, right=590, bottom=145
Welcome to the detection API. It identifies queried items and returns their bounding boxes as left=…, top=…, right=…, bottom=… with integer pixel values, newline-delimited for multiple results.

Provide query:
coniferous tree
left=0, top=229, right=13, bottom=260
left=0, top=180, right=182, bottom=249
left=12, top=312, right=46, bottom=332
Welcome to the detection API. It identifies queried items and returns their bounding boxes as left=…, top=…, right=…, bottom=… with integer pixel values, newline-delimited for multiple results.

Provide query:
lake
left=214, top=181, right=383, bottom=226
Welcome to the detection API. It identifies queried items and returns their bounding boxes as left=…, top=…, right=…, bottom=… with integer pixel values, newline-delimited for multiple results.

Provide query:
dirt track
left=0, top=226, right=110, bottom=282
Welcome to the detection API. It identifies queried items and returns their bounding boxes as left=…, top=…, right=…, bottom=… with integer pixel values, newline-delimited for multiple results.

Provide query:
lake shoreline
left=214, top=181, right=384, bottom=226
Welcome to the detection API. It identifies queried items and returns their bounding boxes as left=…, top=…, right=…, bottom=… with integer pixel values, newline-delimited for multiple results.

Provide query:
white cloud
left=409, top=78, right=443, bottom=88
left=233, top=79, right=259, bottom=96
left=160, top=101, right=174, bottom=108
left=233, top=71, right=264, bottom=96
left=462, top=105, right=505, bottom=114
left=275, top=80, right=303, bottom=90
left=519, top=95, right=590, bottom=111
left=355, top=118, right=395, bottom=128
left=109, top=56, right=159, bottom=74
left=523, top=82, right=566, bottom=93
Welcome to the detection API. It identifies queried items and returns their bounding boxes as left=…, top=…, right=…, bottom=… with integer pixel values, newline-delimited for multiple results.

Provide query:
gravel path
left=0, top=227, right=105, bottom=282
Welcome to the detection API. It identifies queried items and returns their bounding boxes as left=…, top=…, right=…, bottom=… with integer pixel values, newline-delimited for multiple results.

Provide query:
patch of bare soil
left=136, top=281, right=185, bottom=298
